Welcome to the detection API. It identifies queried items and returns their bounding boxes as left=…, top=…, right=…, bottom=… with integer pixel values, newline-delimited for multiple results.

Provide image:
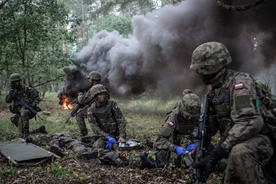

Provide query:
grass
left=0, top=92, right=180, bottom=141
left=0, top=91, right=224, bottom=183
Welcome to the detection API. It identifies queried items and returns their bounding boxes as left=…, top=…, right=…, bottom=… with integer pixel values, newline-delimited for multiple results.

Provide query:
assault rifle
left=193, top=94, right=211, bottom=184
left=65, top=103, right=85, bottom=123
left=13, top=94, right=37, bottom=115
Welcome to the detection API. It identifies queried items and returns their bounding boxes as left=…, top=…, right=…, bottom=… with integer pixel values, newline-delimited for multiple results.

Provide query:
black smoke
left=61, top=0, right=276, bottom=99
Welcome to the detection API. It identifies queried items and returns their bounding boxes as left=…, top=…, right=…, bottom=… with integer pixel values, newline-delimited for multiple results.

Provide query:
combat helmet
left=182, top=89, right=193, bottom=96
left=87, top=71, right=101, bottom=81
left=90, top=84, right=107, bottom=99
left=179, top=93, right=201, bottom=117
left=190, top=42, right=232, bottom=75
left=10, top=73, right=22, bottom=82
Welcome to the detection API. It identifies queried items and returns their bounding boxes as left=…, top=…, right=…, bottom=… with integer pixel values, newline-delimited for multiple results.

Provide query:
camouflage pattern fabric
left=87, top=71, right=101, bottom=81
left=190, top=42, right=232, bottom=75
left=87, top=100, right=126, bottom=148
left=76, top=81, right=109, bottom=136
left=50, top=133, right=90, bottom=156
left=75, top=108, right=88, bottom=136
left=207, top=69, right=273, bottom=183
left=153, top=95, right=200, bottom=166
left=190, top=41, right=274, bottom=183
left=78, top=83, right=110, bottom=105
left=6, top=83, right=40, bottom=138
left=99, top=149, right=128, bottom=166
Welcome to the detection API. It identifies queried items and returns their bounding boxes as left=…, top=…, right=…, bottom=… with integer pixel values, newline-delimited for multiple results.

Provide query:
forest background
left=0, top=0, right=275, bottom=183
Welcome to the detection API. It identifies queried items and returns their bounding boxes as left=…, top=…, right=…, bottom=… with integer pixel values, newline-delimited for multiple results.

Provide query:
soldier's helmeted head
left=10, top=73, right=22, bottom=82
left=10, top=73, right=22, bottom=87
left=87, top=71, right=101, bottom=86
left=182, top=89, right=193, bottom=96
left=90, top=84, right=108, bottom=105
left=179, top=93, right=201, bottom=118
left=190, top=42, right=232, bottom=84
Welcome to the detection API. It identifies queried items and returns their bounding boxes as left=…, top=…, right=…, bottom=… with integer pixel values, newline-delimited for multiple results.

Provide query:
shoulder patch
left=234, top=83, right=244, bottom=90
left=168, top=121, right=174, bottom=127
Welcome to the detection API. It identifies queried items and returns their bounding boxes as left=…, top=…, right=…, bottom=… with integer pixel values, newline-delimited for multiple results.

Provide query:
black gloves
left=194, top=145, right=228, bottom=179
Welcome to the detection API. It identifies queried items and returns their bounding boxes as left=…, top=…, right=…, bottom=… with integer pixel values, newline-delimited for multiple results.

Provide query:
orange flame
left=61, top=95, right=74, bottom=110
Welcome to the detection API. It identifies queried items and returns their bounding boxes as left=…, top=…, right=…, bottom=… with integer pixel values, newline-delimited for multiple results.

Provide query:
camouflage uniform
left=87, top=84, right=126, bottom=149
left=154, top=92, right=201, bottom=166
left=50, top=133, right=92, bottom=158
left=76, top=71, right=109, bottom=136
left=190, top=42, right=274, bottom=184
left=5, top=73, right=41, bottom=138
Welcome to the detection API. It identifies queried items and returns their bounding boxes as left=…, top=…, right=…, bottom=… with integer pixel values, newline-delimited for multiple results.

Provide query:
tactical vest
left=208, top=70, right=238, bottom=135
left=10, top=86, right=31, bottom=112
left=174, top=114, right=195, bottom=136
left=208, top=70, right=237, bottom=118
left=209, top=70, right=276, bottom=140
left=91, top=101, right=118, bottom=136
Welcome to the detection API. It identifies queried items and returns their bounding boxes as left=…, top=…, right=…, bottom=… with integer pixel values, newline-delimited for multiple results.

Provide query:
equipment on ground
left=0, top=138, right=59, bottom=166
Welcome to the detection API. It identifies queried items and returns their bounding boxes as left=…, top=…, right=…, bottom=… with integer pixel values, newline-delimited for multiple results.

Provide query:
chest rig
left=208, top=70, right=238, bottom=134
left=174, top=114, right=195, bottom=136
left=13, top=86, right=29, bottom=107
left=91, top=101, right=118, bottom=135
left=208, top=70, right=237, bottom=118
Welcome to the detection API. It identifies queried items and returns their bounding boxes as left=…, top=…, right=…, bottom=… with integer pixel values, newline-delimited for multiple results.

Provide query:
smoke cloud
left=61, top=0, right=276, bottom=99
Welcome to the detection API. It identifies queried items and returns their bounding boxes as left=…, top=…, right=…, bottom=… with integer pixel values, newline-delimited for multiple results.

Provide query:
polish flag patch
left=168, top=122, right=174, bottom=127
left=234, top=83, right=244, bottom=90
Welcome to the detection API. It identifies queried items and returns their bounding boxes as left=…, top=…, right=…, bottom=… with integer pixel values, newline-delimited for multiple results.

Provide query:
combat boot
left=37, top=125, right=48, bottom=134
left=79, top=150, right=98, bottom=160
left=80, top=129, right=88, bottom=137
left=30, top=125, right=48, bottom=134
left=140, top=152, right=166, bottom=169
left=50, top=145, right=64, bottom=157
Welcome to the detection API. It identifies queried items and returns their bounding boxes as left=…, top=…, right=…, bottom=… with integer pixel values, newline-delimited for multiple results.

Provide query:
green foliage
left=51, top=161, right=70, bottom=179
left=0, top=0, right=71, bottom=87
left=0, top=167, right=17, bottom=179
left=139, top=137, right=147, bottom=147
left=91, top=14, right=132, bottom=37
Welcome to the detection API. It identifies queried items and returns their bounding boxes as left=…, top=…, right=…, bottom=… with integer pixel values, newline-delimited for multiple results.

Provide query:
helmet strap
left=210, top=68, right=227, bottom=88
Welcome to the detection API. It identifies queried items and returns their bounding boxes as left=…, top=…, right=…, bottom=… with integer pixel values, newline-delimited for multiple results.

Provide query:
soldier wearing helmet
left=132, top=91, right=201, bottom=169
left=5, top=73, right=45, bottom=139
left=87, top=84, right=126, bottom=149
left=190, top=42, right=274, bottom=183
left=76, top=71, right=109, bottom=136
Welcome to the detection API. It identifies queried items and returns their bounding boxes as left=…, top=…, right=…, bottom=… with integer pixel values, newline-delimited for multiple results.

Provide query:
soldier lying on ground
left=27, top=132, right=147, bottom=167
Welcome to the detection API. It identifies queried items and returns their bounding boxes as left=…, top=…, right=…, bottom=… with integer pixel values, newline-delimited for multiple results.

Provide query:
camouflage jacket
left=208, top=69, right=265, bottom=152
left=5, top=84, right=40, bottom=111
left=87, top=100, right=126, bottom=139
left=154, top=104, right=195, bottom=152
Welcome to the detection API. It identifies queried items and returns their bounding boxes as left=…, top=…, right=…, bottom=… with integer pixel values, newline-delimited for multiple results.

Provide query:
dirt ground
left=0, top=139, right=193, bottom=184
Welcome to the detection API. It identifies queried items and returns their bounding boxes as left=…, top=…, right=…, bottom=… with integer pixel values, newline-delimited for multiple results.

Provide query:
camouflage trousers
left=156, top=149, right=185, bottom=168
left=223, top=134, right=273, bottom=184
left=75, top=109, right=88, bottom=136
left=17, top=109, right=34, bottom=138
left=92, top=137, right=106, bottom=149
left=50, top=133, right=89, bottom=156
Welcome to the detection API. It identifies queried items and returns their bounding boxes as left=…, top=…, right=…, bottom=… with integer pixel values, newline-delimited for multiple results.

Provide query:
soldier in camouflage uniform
left=76, top=71, right=109, bottom=136
left=190, top=42, right=274, bottom=183
left=5, top=73, right=46, bottom=139
left=153, top=92, right=201, bottom=167
left=49, top=133, right=97, bottom=159
left=87, top=84, right=126, bottom=149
